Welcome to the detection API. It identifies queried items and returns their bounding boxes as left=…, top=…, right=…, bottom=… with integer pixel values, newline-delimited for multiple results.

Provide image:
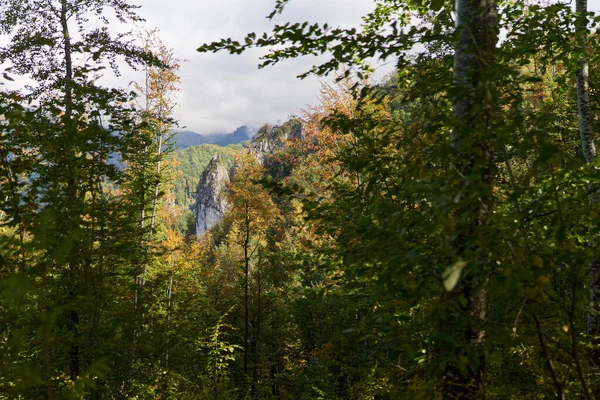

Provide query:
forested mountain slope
left=3, top=0, right=600, bottom=399
left=169, top=142, right=244, bottom=209
left=173, top=125, right=253, bottom=149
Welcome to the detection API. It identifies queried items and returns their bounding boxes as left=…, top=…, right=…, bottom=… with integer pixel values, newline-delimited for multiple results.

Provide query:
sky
left=7, top=0, right=600, bottom=135
left=124, top=0, right=385, bottom=135
left=125, top=0, right=600, bottom=135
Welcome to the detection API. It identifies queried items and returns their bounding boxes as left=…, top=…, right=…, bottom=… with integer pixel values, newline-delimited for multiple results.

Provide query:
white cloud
left=9, top=0, right=600, bottom=135
left=121, top=0, right=379, bottom=134
left=134, top=0, right=600, bottom=135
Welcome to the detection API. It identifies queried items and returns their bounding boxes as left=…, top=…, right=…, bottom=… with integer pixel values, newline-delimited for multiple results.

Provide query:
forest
left=1, top=0, right=600, bottom=398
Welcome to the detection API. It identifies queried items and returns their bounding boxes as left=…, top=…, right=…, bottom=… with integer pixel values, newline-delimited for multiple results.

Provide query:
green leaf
left=443, top=260, right=467, bottom=292
left=431, top=0, right=444, bottom=11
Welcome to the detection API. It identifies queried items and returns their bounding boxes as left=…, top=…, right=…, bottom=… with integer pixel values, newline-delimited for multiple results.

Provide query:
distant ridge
left=174, top=125, right=255, bottom=149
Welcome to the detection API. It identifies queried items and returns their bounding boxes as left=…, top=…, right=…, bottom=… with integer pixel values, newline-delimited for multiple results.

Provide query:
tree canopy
left=2, top=0, right=600, bottom=398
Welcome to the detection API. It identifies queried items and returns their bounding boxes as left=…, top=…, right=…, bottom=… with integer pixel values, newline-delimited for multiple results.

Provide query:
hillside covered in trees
left=170, top=143, right=242, bottom=209
left=3, top=0, right=600, bottom=399
left=173, top=126, right=253, bottom=149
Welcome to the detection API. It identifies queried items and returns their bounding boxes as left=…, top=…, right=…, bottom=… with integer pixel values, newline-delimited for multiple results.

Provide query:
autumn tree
left=134, top=28, right=181, bottom=246
left=219, top=151, right=280, bottom=395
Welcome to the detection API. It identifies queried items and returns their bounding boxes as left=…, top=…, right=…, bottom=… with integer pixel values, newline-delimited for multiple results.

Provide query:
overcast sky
left=127, top=0, right=600, bottom=135
left=10, top=1, right=600, bottom=135
left=121, top=0, right=384, bottom=135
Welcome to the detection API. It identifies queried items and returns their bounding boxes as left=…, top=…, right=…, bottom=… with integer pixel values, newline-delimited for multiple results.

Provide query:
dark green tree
left=0, top=0, right=161, bottom=397
left=198, top=0, right=600, bottom=398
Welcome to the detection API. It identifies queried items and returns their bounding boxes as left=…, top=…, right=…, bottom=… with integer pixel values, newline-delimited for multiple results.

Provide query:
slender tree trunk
left=89, top=177, right=106, bottom=400
left=270, top=316, right=278, bottom=398
left=533, top=315, right=565, bottom=399
left=243, top=202, right=250, bottom=379
left=576, top=0, right=595, bottom=165
left=575, top=0, right=600, bottom=372
left=61, top=0, right=81, bottom=381
left=443, top=0, right=498, bottom=397
left=147, top=134, right=162, bottom=245
left=68, top=310, right=80, bottom=380
left=136, top=58, right=151, bottom=304
left=251, top=264, right=261, bottom=398
left=137, top=56, right=149, bottom=242
left=165, top=252, right=174, bottom=371
left=134, top=148, right=147, bottom=316
left=139, top=151, right=147, bottom=240
left=60, top=0, right=73, bottom=121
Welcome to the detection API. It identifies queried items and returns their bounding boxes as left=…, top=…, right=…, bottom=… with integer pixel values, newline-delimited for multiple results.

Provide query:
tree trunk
left=443, top=0, right=498, bottom=397
left=575, top=0, right=600, bottom=372
left=165, top=253, right=174, bottom=371
left=147, top=134, right=162, bottom=245
left=61, top=0, right=81, bottom=382
left=60, top=0, right=73, bottom=121
left=244, top=201, right=250, bottom=379
left=576, top=0, right=595, bottom=166
left=251, top=264, right=261, bottom=398
left=68, top=310, right=80, bottom=380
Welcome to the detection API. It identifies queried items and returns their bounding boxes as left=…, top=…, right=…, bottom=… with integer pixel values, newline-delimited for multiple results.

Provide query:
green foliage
left=4, top=0, right=600, bottom=398
left=193, top=0, right=600, bottom=398
left=198, top=310, right=241, bottom=397
left=169, top=143, right=240, bottom=209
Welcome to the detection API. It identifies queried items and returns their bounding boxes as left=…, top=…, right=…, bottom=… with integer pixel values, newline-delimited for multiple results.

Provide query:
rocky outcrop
left=195, top=154, right=230, bottom=237
left=194, top=119, right=303, bottom=238
left=249, top=119, right=302, bottom=165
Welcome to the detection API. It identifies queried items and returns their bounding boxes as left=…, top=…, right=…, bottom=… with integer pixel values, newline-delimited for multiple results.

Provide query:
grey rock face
left=194, top=119, right=303, bottom=238
left=195, top=154, right=230, bottom=237
left=249, top=119, right=302, bottom=165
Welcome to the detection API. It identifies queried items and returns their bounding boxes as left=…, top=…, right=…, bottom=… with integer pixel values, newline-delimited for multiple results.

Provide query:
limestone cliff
left=194, top=119, right=303, bottom=238
left=249, top=119, right=302, bottom=165
left=195, top=154, right=230, bottom=237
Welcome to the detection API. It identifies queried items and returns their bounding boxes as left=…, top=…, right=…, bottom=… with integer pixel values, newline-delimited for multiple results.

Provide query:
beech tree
left=575, top=0, right=600, bottom=373
left=442, top=0, right=498, bottom=396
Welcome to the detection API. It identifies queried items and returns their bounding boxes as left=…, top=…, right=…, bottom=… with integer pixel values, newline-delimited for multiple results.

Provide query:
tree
left=574, top=0, right=600, bottom=373
left=124, top=29, right=181, bottom=347
left=197, top=0, right=600, bottom=398
left=442, top=0, right=498, bottom=396
left=223, top=151, right=280, bottom=394
left=134, top=28, right=181, bottom=246
left=0, top=0, right=158, bottom=396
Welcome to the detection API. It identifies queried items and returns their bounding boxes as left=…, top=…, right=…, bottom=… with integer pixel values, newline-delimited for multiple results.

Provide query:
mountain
left=194, top=154, right=231, bottom=238
left=169, top=143, right=242, bottom=210
left=173, top=125, right=254, bottom=149
left=194, top=118, right=303, bottom=237
left=172, top=131, right=209, bottom=148
left=249, top=119, right=302, bottom=165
